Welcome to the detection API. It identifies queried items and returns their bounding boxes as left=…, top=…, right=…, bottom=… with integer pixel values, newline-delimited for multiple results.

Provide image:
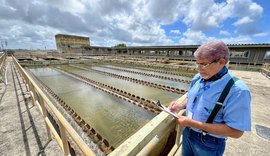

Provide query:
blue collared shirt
left=186, top=72, right=251, bottom=138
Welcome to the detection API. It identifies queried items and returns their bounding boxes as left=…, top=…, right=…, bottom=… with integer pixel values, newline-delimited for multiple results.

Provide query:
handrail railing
left=261, top=63, right=270, bottom=77
left=167, top=109, right=186, bottom=156
left=12, top=56, right=95, bottom=156
left=0, top=53, right=7, bottom=74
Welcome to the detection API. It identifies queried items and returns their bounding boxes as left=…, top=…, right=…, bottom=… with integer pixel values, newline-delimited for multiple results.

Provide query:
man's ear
left=219, top=58, right=226, bottom=66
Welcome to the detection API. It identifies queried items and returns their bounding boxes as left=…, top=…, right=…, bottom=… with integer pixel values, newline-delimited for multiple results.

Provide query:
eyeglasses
left=195, top=61, right=216, bottom=69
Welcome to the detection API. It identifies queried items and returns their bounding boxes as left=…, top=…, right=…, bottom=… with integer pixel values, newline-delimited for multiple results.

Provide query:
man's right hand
left=168, top=101, right=182, bottom=113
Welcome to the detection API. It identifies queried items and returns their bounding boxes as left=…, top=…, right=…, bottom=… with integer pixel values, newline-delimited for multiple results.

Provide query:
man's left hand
left=177, top=116, right=190, bottom=127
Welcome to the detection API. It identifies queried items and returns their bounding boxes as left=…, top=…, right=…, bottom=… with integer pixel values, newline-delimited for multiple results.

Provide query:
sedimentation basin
left=25, top=62, right=192, bottom=155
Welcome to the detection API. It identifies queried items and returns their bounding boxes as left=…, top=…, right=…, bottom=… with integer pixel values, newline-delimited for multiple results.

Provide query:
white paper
left=157, top=102, right=179, bottom=118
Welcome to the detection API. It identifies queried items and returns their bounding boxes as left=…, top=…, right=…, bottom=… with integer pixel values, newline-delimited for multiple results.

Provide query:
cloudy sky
left=0, top=0, right=269, bottom=50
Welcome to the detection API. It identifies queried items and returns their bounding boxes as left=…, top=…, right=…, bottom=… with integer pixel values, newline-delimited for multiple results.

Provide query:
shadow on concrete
left=11, top=64, right=47, bottom=156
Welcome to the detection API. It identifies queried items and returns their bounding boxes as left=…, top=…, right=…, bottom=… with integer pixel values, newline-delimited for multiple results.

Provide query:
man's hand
left=168, top=101, right=182, bottom=113
left=177, top=116, right=191, bottom=127
left=168, top=97, right=187, bottom=113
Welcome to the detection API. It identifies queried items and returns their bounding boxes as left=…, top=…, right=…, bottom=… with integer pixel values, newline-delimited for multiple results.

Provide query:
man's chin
left=199, top=74, right=209, bottom=80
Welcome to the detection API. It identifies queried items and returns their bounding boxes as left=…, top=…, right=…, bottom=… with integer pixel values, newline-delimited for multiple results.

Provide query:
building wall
left=55, top=34, right=90, bottom=53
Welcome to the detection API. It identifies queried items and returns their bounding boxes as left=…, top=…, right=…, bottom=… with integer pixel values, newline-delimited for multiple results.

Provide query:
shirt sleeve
left=222, top=85, right=251, bottom=131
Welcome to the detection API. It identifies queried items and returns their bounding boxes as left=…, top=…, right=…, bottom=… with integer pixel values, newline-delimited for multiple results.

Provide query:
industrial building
left=55, top=34, right=270, bottom=65
left=55, top=34, right=90, bottom=54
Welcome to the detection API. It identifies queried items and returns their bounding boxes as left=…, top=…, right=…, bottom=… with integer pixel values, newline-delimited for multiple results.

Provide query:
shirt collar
left=203, top=66, right=228, bottom=82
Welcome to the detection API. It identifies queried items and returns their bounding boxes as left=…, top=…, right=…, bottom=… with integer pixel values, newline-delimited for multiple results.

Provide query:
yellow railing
left=168, top=109, right=186, bottom=156
left=12, top=56, right=95, bottom=156
left=0, top=53, right=7, bottom=75
left=261, top=63, right=270, bottom=77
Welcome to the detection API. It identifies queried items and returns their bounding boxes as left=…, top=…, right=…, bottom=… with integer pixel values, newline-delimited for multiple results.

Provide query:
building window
left=265, top=51, right=270, bottom=59
left=185, top=50, right=193, bottom=56
left=149, top=50, right=156, bottom=55
left=230, top=50, right=249, bottom=58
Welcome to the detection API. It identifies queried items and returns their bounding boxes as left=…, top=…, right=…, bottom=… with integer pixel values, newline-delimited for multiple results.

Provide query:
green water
left=29, top=67, right=155, bottom=147
left=91, top=66, right=191, bottom=89
left=28, top=63, right=192, bottom=148
left=58, top=64, right=184, bottom=105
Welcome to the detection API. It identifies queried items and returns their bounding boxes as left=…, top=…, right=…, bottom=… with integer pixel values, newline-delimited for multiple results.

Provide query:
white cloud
left=219, top=30, right=231, bottom=36
left=170, top=30, right=181, bottom=35
left=253, top=32, right=269, bottom=37
left=182, top=0, right=228, bottom=30
left=181, top=0, right=263, bottom=36
left=0, top=0, right=268, bottom=49
left=179, top=29, right=215, bottom=45
left=0, top=20, right=60, bottom=49
left=233, top=16, right=253, bottom=26
left=146, top=0, right=183, bottom=25
left=223, top=0, right=263, bottom=35
left=45, top=0, right=86, bottom=15
left=179, top=29, right=255, bottom=45
left=221, top=35, right=253, bottom=44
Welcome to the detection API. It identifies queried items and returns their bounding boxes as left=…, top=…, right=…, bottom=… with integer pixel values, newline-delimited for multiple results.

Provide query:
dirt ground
left=224, top=70, right=270, bottom=156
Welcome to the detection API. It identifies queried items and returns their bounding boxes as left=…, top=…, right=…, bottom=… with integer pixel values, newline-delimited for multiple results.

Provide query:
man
left=169, top=40, right=251, bottom=156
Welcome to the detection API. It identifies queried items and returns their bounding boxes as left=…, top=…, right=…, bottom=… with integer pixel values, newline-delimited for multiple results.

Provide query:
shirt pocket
left=198, top=96, right=224, bottom=123
left=196, top=98, right=216, bottom=122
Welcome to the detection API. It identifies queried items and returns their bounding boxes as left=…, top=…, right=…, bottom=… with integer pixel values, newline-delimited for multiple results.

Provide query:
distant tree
left=115, top=43, right=126, bottom=47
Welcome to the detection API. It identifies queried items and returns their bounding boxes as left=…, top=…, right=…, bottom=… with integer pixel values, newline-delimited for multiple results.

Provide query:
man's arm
left=178, top=116, right=244, bottom=138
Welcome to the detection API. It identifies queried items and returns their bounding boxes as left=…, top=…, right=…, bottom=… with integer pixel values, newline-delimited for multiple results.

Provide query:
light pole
left=0, top=41, right=3, bottom=51
left=0, top=40, right=8, bottom=52
left=42, top=40, right=46, bottom=51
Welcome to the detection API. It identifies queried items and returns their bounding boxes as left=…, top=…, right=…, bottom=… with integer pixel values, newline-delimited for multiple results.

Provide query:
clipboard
left=153, top=100, right=179, bottom=118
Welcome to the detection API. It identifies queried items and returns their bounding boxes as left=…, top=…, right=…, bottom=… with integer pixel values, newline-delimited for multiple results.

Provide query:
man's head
left=194, top=40, right=229, bottom=80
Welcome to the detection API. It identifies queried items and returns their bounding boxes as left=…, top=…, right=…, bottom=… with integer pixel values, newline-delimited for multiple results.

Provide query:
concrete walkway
left=224, top=70, right=270, bottom=156
left=0, top=58, right=62, bottom=156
